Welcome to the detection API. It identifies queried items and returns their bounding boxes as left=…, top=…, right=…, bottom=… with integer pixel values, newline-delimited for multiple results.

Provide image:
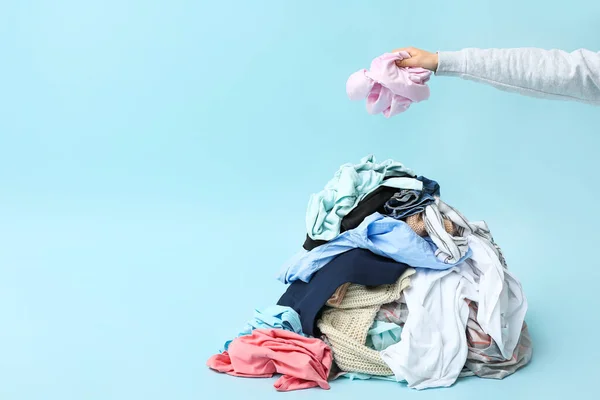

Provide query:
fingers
left=395, top=58, right=418, bottom=68
left=391, top=47, right=424, bottom=68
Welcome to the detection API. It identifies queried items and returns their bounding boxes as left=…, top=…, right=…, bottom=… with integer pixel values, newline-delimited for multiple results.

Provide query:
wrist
left=430, top=53, right=439, bottom=72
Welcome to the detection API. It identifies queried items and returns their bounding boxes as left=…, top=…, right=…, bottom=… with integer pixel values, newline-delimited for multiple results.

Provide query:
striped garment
left=462, top=301, right=532, bottom=379
left=423, top=198, right=507, bottom=266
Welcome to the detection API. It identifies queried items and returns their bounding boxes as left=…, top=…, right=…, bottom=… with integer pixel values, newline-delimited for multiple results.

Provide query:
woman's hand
left=392, top=47, right=438, bottom=71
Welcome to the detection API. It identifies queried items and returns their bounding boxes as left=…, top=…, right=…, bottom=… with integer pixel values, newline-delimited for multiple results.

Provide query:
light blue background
left=1, top=1, right=599, bottom=399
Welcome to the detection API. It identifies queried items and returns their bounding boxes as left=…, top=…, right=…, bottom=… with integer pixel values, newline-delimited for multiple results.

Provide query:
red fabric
left=207, top=328, right=332, bottom=392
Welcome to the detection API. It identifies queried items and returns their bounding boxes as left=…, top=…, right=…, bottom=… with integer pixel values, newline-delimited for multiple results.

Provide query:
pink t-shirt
left=207, top=329, right=333, bottom=392
left=347, top=52, right=431, bottom=118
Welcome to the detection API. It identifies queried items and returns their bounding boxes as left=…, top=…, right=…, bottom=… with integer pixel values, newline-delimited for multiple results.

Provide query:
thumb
left=395, top=57, right=419, bottom=68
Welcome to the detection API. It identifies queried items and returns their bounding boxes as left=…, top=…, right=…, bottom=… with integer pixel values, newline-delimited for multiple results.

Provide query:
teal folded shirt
left=306, top=155, right=416, bottom=242
left=366, top=321, right=403, bottom=351
left=342, top=321, right=402, bottom=381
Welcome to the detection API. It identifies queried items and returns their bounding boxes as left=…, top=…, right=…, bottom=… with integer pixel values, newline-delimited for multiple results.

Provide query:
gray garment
left=436, top=48, right=600, bottom=105
left=423, top=197, right=509, bottom=268
left=423, top=198, right=480, bottom=265
left=383, top=189, right=436, bottom=220
left=462, top=324, right=532, bottom=380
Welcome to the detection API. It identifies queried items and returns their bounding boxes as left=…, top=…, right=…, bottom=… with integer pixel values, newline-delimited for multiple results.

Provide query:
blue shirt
left=278, top=213, right=472, bottom=284
left=223, top=305, right=305, bottom=350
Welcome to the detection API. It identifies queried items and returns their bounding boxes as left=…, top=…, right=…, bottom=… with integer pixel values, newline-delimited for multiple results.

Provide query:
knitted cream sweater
left=317, top=269, right=414, bottom=376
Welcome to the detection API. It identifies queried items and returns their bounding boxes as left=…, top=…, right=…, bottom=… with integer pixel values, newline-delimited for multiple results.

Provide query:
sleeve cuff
left=435, top=51, right=467, bottom=76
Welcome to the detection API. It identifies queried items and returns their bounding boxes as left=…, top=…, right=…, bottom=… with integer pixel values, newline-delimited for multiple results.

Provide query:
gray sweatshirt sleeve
left=436, top=48, right=600, bottom=105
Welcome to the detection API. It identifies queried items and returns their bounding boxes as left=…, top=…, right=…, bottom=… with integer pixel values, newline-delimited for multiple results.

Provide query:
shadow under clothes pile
left=207, top=155, right=532, bottom=392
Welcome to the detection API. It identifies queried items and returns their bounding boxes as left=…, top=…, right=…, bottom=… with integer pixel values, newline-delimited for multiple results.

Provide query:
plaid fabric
left=463, top=300, right=532, bottom=379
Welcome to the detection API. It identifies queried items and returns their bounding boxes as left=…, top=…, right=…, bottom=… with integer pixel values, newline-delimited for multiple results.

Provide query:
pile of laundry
left=207, top=155, right=531, bottom=391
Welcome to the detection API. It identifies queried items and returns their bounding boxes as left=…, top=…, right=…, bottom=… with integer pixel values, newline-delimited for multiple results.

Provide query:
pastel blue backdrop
left=1, top=1, right=598, bottom=399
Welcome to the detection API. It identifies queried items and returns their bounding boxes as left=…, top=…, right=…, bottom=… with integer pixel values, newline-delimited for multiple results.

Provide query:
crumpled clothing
left=376, top=298, right=409, bottom=327
left=380, top=231, right=527, bottom=390
left=463, top=301, right=532, bottom=379
left=326, top=283, right=351, bottom=307
left=278, top=249, right=413, bottom=336
left=466, top=234, right=527, bottom=358
left=377, top=299, right=532, bottom=381
left=365, top=321, right=403, bottom=351
left=303, top=175, right=438, bottom=252
left=406, top=212, right=454, bottom=237
left=422, top=198, right=509, bottom=269
left=380, top=265, right=477, bottom=389
left=384, top=174, right=441, bottom=220
left=423, top=199, right=470, bottom=264
left=346, top=52, right=432, bottom=118
left=223, top=305, right=305, bottom=351
left=207, top=329, right=333, bottom=392
left=384, top=189, right=435, bottom=219
left=317, top=272, right=414, bottom=376
left=306, top=155, right=415, bottom=243
left=279, top=213, right=471, bottom=284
